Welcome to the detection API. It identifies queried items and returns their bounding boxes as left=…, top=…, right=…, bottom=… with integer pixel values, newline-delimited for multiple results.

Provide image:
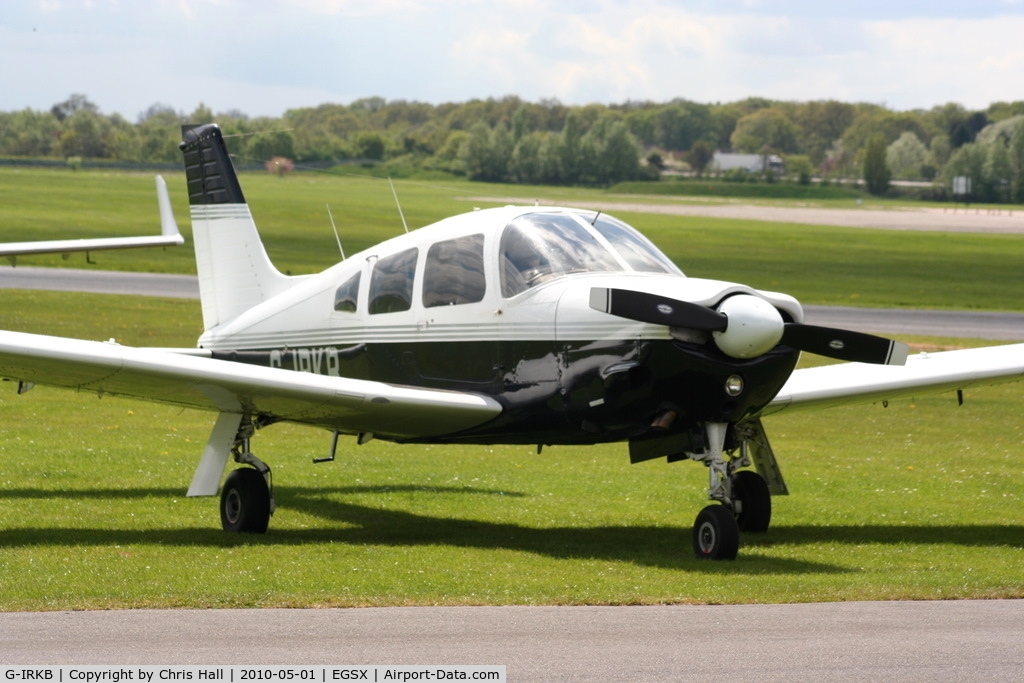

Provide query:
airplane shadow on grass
left=3, top=485, right=1021, bottom=573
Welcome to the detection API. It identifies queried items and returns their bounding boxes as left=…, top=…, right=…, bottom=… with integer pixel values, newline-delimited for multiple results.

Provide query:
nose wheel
left=689, top=421, right=775, bottom=559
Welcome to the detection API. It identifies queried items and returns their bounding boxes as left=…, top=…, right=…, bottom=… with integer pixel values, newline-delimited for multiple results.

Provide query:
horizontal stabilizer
left=0, top=175, right=184, bottom=260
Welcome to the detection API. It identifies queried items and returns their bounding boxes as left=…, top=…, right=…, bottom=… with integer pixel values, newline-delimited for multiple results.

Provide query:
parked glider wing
left=762, top=343, right=1024, bottom=415
left=0, top=176, right=184, bottom=261
left=0, top=330, right=502, bottom=440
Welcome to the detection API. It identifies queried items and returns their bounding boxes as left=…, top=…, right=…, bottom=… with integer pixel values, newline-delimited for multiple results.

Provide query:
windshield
left=500, top=213, right=621, bottom=297
left=587, top=213, right=680, bottom=274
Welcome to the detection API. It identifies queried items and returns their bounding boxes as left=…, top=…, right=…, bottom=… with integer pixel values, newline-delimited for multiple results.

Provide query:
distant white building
left=711, top=152, right=784, bottom=174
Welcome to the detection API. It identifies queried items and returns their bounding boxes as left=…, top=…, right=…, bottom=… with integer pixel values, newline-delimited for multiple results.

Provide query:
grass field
left=0, top=169, right=1022, bottom=610
left=2, top=167, right=1023, bottom=311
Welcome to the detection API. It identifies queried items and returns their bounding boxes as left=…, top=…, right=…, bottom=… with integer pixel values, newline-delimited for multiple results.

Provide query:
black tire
left=732, top=469, right=772, bottom=533
left=692, top=505, right=740, bottom=560
left=220, top=468, right=271, bottom=533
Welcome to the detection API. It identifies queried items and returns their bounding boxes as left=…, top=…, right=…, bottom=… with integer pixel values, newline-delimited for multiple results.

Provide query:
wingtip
left=155, top=175, right=183, bottom=240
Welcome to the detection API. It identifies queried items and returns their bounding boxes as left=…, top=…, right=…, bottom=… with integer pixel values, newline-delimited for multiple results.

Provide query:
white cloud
left=864, top=16, right=1024, bottom=108
left=3, top=0, right=1024, bottom=117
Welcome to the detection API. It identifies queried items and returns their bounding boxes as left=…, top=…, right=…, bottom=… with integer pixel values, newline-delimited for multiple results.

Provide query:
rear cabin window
left=333, top=272, right=360, bottom=313
left=369, top=247, right=418, bottom=314
left=500, top=213, right=620, bottom=297
left=423, top=234, right=486, bottom=308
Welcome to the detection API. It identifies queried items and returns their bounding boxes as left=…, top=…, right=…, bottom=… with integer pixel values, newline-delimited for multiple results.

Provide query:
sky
left=3, top=0, right=1024, bottom=121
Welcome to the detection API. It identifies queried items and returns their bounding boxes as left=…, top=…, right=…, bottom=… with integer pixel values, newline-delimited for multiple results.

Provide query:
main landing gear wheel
left=692, top=505, right=740, bottom=560
left=731, top=469, right=771, bottom=533
left=220, top=468, right=271, bottom=533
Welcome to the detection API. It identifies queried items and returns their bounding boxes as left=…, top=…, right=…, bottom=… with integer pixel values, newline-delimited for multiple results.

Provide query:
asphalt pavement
left=3, top=602, right=1023, bottom=679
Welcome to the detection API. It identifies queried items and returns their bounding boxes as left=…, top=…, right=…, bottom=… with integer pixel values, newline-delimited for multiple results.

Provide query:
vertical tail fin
left=179, top=124, right=293, bottom=331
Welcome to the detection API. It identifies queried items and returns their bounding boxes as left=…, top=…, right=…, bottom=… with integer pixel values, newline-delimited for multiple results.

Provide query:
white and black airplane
left=0, top=176, right=184, bottom=265
left=1, top=124, right=1022, bottom=560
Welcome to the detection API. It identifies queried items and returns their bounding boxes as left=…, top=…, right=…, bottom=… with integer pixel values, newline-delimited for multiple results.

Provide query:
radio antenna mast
left=326, top=204, right=345, bottom=260
left=389, top=177, right=409, bottom=234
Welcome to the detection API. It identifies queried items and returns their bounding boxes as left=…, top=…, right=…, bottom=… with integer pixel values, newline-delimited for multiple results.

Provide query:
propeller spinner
left=589, top=287, right=909, bottom=366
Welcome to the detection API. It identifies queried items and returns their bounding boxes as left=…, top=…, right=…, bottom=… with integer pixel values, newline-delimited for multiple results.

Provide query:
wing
left=0, top=330, right=502, bottom=440
left=762, top=343, right=1024, bottom=416
left=0, top=176, right=184, bottom=261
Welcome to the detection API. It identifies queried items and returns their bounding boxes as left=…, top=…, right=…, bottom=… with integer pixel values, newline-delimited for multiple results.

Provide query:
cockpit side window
left=369, top=247, right=418, bottom=314
left=423, top=234, right=486, bottom=308
left=500, top=213, right=620, bottom=297
left=333, top=272, right=361, bottom=313
left=588, top=213, right=680, bottom=274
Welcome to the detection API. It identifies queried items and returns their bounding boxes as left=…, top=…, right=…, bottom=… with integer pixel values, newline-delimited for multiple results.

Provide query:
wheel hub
left=223, top=488, right=242, bottom=525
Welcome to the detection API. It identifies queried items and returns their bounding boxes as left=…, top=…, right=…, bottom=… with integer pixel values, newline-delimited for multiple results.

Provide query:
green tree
left=841, top=107, right=928, bottom=157
left=557, top=112, right=583, bottom=184
left=886, top=132, right=929, bottom=179
left=189, top=103, right=215, bottom=124
left=137, top=108, right=182, bottom=162
left=784, top=154, right=814, bottom=184
left=651, top=101, right=716, bottom=151
left=943, top=143, right=986, bottom=200
left=510, top=131, right=544, bottom=183
left=730, top=108, right=801, bottom=154
left=50, top=94, right=98, bottom=122
left=490, top=123, right=514, bottom=180
left=105, top=113, right=141, bottom=160
left=433, top=130, right=469, bottom=174
left=351, top=131, right=386, bottom=160
left=710, top=102, right=746, bottom=150
left=56, top=109, right=111, bottom=158
left=863, top=134, right=891, bottom=195
left=986, top=100, right=1024, bottom=122
left=949, top=111, right=989, bottom=148
left=983, top=141, right=1011, bottom=202
left=975, top=115, right=1024, bottom=145
left=687, top=140, right=714, bottom=177
left=929, top=134, right=952, bottom=167
left=579, top=117, right=641, bottom=185
left=287, top=104, right=359, bottom=160
left=1009, top=119, right=1024, bottom=202
left=248, top=129, right=296, bottom=161
left=792, top=100, right=856, bottom=165
left=0, top=109, right=60, bottom=156
left=459, top=122, right=510, bottom=182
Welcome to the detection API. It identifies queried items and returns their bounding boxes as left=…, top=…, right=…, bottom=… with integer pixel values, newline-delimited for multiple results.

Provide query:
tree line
left=3, top=93, right=1024, bottom=200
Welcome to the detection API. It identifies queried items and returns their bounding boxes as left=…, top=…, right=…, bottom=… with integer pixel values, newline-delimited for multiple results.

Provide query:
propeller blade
left=590, top=287, right=727, bottom=331
left=782, top=324, right=910, bottom=365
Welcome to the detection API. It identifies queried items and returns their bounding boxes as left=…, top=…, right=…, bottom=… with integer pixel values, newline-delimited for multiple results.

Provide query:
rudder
left=180, top=124, right=294, bottom=331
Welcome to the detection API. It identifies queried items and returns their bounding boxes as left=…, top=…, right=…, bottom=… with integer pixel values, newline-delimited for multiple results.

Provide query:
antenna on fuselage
left=590, top=210, right=602, bottom=225
left=389, top=177, right=409, bottom=234
left=326, top=203, right=345, bottom=260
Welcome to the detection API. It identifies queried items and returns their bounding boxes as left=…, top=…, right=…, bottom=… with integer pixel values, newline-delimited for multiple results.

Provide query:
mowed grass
left=2, top=167, right=1024, bottom=311
left=1, top=169, right=1023, bottom=609
left=0, top=291, right=1022, bottom=610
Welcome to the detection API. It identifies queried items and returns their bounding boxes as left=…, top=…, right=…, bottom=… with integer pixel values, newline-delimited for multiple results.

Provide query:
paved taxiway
left=3, top=602, right=1023, bottom=679
left=3, top=266, right=1023, bottom=341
